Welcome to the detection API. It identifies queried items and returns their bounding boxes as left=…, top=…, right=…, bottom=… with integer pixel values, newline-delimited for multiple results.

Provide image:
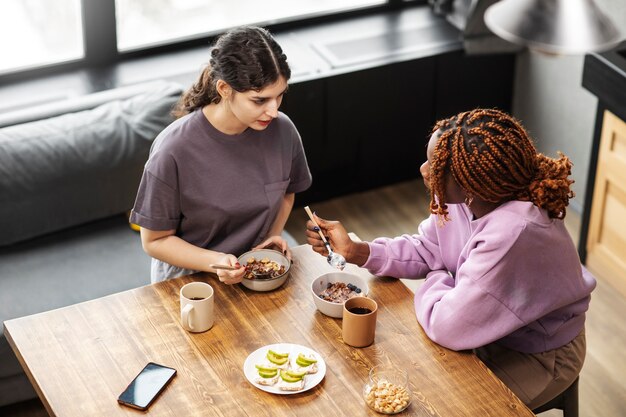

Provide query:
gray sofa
left=0, top=80, right=183, bottom=407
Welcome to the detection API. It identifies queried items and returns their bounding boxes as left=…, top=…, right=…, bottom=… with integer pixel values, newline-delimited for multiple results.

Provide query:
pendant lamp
left=484, top=0, right=623, bottom=54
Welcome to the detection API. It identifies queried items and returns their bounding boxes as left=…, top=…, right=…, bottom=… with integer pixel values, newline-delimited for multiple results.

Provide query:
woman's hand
left=253, top=235, right=291, bottom=261
left=305, top=214, right=352, bottom=258
left=213, top=254, right=245, bottom=285
left=305, top=214, right=370, bottom=266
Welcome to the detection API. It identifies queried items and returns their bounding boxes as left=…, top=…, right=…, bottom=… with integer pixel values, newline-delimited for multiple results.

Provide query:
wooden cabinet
left=586, top=110, right=626, bottom=296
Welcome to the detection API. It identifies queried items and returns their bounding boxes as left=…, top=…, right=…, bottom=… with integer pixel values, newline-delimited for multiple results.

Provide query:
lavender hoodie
left=363, top=201, right=596, bottom=353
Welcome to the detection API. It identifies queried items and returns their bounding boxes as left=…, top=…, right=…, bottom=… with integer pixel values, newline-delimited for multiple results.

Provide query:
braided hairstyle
left=173, top=26, right=291, bottom=118
left=429, top=108, right=574, bottom=221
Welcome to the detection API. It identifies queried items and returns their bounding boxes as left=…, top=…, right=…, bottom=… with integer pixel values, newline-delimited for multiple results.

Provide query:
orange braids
left=429, top=109, right=574, bottom=221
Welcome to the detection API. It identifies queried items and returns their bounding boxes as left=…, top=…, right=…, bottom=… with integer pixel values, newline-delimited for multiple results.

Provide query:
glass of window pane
left=116, top=0, right=386, bottom=51
left=0, top=0, right=83, bottom=74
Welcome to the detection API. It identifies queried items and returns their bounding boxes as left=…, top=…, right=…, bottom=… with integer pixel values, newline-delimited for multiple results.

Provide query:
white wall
left=511, top=0, right=626, bottom=215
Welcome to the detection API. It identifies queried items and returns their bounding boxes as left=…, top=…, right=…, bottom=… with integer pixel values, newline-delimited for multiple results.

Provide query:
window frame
left=1, top=0, right=422, bottom=84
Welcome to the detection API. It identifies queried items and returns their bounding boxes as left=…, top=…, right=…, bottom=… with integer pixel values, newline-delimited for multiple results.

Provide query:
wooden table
left=4, top=242, right=534, bottom=416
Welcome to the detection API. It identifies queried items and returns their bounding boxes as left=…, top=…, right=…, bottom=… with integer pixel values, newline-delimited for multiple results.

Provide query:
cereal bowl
left=363, top=365, right=411, bottom=414
left=311, top=272, right=369, bottom=318
left=238, top=249, right=290, bottom=292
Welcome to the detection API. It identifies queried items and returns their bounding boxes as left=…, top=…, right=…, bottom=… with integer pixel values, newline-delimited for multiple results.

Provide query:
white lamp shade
left=484, top=0, right=623, bottom=54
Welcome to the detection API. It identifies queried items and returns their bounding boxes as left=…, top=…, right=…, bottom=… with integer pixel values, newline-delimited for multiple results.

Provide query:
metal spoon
left=209, top=264, right=237, bottom=270
left=210, top=263, right=272, bottom=279
left=304, top=206, right=346, bottom=271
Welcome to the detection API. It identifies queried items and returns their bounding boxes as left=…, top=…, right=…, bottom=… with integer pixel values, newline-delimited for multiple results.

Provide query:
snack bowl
left=311, top=272, right=369, bottom=318
left=238, top=249, right=290, bottom=292
left=363, top=365, right=411, bottom=414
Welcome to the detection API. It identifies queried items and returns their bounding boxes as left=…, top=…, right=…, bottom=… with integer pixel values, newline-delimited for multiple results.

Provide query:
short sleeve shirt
left=130, top=109, right=312, bottom=278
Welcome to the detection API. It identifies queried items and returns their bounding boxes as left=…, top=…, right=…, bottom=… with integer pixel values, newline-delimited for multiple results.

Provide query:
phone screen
left=117, top=362, right=176, bottom=410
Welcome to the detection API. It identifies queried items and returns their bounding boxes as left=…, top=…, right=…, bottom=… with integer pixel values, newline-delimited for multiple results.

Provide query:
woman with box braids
left=305, top=108, right=595, bottom=410
left=428, top=108, right=574, bottom=222
left=131, top=26, right=311, bottom=284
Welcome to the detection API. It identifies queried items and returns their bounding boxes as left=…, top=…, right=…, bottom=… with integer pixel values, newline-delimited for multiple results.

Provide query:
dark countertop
left=0, top=6, right=462, bottom=118
left=582, top=40, right=626, bottom=121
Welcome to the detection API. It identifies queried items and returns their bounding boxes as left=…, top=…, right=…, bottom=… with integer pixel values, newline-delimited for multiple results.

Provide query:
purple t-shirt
left=363, top=201, right=596, bottom=354
left=130, top=109, right=311, bottom=280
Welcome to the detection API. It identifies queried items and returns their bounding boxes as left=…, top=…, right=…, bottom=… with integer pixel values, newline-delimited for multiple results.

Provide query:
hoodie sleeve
left=362, top=214, right=447, bottom=279
left=413, top=218, right=530, bottom=351
left=414, top=269, right=525, bottom=351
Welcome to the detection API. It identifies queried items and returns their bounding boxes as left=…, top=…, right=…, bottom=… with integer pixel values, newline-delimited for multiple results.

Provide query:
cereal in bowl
left=317, top=282, right=363, bottom=303
left=364, top=380, right=410, bottom=414
left=243, top=257, right=286, bottom=279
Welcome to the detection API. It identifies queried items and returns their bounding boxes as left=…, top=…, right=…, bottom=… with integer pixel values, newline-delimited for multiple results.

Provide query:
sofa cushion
left=0, top=81, right=183, bottom=246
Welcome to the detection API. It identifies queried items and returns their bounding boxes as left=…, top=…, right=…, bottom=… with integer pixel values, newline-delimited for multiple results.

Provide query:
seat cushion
left=0, top=216, right=151, bottom=337
left=0, top=80, right=183, bottom=246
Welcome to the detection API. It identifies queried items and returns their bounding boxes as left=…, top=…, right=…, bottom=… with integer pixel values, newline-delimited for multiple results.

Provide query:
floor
left=2, top=179, right=625, bottom=416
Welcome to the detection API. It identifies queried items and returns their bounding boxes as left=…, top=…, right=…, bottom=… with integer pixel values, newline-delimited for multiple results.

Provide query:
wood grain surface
left=4, top=243, right=533, bottom=417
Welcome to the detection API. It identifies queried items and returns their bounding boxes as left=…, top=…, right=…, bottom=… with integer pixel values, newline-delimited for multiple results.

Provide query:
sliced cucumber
left=258, top=369, right=278, bottom=378
left=296, top=353, right=317, bottom=365
left=266, top=351, right=289, bottom=365
left=268, top=349, right=289, bottom=358
left=280, top=369, right=304, bottom=383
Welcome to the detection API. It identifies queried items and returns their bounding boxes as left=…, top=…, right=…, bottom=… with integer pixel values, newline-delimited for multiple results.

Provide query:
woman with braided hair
left=130, top=26, right=311, bottom=283
left=305, top=108, right=595, bottom=409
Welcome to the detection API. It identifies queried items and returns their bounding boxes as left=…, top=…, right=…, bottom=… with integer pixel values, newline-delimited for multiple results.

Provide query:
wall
left=511, top=0, right=626, bottom=215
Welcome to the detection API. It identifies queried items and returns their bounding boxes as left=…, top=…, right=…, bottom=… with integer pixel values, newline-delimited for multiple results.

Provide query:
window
left=1, top=0, right=418, bottom=78
left=0, top=0, right=83, bottom=74
left=115, top=0, right=386, bottom=51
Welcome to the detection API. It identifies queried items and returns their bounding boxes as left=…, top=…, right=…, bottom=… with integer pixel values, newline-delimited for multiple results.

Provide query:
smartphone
left=117, top=362, right=176, bottom=410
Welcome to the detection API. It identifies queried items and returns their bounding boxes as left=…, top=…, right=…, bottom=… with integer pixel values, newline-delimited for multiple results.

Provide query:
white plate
left=243, top=343, right=326, bottom=395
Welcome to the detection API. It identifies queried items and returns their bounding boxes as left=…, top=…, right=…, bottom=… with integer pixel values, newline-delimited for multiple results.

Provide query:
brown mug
left=342, top=297, right=378, bottom=347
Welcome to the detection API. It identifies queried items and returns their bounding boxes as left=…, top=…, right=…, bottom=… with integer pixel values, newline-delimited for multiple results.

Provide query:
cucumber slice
left=280, top=369, right=303, bottom=383
left=286, top=369, right=307, bottom=378
left=255, top=364, right=278, bottom=372
left=296, top=353, right=317, bottom=365
left=268, top=349, right=289, bottom=358
left=296, top=357, right=312, bottom=367
left=258, top=369, right=278, bottom=378
left=267, top=351, right=289, bottom=365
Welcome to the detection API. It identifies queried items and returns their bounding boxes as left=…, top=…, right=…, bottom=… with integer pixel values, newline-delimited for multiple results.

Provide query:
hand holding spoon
left=304, top=206, right=346, bottom=270
left=209, top=264, right=237, bottom=270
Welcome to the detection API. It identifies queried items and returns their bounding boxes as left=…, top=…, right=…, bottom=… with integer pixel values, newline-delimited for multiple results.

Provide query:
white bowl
left=311, top=272, right=369, bottom=318
left=238, top=249, right=290, bottom=292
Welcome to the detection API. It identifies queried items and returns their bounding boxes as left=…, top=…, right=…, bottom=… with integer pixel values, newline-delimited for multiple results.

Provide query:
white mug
left=180, top=282, right=214, bottom=333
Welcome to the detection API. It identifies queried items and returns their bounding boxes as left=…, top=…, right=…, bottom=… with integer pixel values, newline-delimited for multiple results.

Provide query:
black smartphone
left=117, top=362, right=177, bottom=411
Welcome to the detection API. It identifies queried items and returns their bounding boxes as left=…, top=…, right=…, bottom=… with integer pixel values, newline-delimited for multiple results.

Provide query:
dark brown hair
left=173, top=26, right=291, bottom=118
left=429, top=108, right=574, bottom=220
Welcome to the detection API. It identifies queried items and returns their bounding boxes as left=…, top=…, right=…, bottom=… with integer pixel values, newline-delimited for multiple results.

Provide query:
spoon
left=210, top=263, right=273, bottom=279
left=209, top=264, right=237, bottom=270
left=304, top=206, right=346, bottom=271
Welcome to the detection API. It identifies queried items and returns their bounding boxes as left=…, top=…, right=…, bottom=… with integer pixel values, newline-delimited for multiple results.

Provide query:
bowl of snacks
left=363, top=365, right=411, bottom=414
left=238, top=249, right=290, bottom=292
left=311, top=272, right=369, bottom=318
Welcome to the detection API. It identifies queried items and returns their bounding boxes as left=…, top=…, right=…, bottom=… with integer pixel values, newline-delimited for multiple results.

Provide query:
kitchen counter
left=582, top=40, right=626, bottom=123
